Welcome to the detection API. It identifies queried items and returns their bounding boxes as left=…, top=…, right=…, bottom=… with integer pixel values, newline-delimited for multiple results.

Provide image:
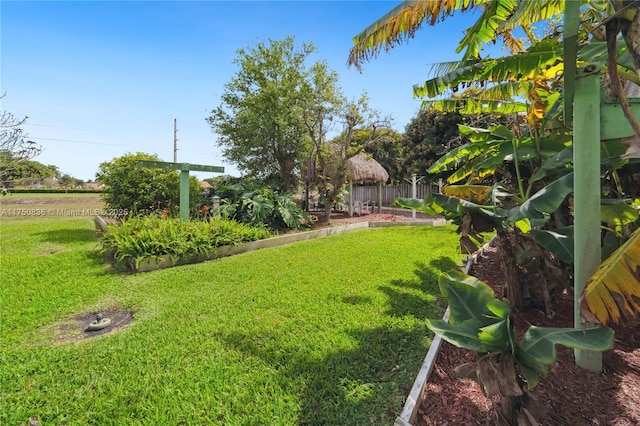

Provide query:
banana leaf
left=438, top=270, right=495, bottom=325
left=517, top=326, right=614, bottom=374
left=426, top=318, right=483, bottom=352
left=581, top=227, right=640, bottom=325
left=508, top=173, right=574, bottom=223
left=600, top=199, right=640, bottom=236
left=530, top=227, right=574, bottom=264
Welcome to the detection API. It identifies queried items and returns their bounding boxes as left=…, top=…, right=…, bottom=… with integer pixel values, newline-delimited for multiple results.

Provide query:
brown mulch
left=417, top=239, right=640, bottom=426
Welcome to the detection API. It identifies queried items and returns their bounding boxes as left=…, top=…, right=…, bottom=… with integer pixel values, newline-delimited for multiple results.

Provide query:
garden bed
left=416, top=238, right=640, bottom=426
left=96, top=211, right=446, bottom=272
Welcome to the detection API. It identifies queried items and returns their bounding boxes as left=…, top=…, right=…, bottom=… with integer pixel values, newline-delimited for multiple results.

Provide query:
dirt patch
left=54, top=307, right=134, bottom=343
left=417, top=238, right=640, bottom=426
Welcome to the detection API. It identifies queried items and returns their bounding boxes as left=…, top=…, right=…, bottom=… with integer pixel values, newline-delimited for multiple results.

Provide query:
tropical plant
left=350, top=0, right=640, bottom=326
left=205, top=178, right=311, bottom=231
left=100, top=214, right=271, bottom=271
left=429, top=270, right=614, bottom=425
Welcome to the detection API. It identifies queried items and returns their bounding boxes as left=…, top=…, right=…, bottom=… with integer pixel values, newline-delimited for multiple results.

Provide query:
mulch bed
left=417, top=239, right=640, bottom=426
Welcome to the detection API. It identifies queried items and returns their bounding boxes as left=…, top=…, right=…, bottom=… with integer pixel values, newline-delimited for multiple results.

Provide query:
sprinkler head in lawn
left=52, top=308, right=134, bottom=343
left=86, top=312, right=112, bottom=331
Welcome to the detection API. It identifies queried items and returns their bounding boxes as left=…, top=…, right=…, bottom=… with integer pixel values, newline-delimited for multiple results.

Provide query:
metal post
left=411, top=174, right=417, bottom=220
left=179, top=170, right=190, bottom=222
left=573, top=67, right=602, bottom=372
left=348, top=180, right=354, bottom=217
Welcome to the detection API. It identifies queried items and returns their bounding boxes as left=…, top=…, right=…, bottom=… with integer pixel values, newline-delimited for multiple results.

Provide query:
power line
left=27, top=123, right=95, bottom=132
left=29, top=136, right=140, bottom=147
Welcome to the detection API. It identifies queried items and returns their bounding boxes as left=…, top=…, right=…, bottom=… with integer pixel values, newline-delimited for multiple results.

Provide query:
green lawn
left=1, top=216, right=463, bottom=425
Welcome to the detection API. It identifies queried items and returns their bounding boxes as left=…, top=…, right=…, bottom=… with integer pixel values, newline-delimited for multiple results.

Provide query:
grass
left=1, top=203, right=464, bottom=425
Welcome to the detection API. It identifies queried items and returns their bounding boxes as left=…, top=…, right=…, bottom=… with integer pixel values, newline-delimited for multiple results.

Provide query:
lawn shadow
left=215, top=324, right=431, bottom=425
left=380, top=257, right=459, bottom=319
left=36, top=228, right=98, bottom=245
left=34, top=228, right=119, bottom=274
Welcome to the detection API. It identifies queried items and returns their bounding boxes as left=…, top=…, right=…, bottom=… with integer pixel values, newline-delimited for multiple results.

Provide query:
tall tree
left=311, top=94, right=390, bottom=223
left=401, top=109, right=465, bottom=180
left=0, top=151, right=58, bottom=184
left=357, top=127, right=404, bottom=184
left=207, top=36, right=317, bottom=192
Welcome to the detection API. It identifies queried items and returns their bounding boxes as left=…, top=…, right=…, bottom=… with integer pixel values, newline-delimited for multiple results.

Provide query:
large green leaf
left=427, top=140, right=499, bottom=174
left=517, top=326, right=614, bottom=372
left=530, top=228, right=574, bottom=264
left=394, top=197, right=442, bottom=217
left=529, top=146, right=573, bottom=183
left=426, top=318, right=483, bottom=352
left=456, top=0, right=518, bottom=59
left=439, top=270, right=495, bottom=325
left=600, top=199, right=640, bottom=234
left=478, top=317, right=514, bottom=353
left=415, top=38, right=563, bottom=98
left=578, top=38, right=637, bottom=74
left=507, top=173, right=574, bottom=223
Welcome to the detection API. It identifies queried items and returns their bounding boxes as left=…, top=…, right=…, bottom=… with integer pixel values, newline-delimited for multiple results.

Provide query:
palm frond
left=456, top=0, right=519, bottom=60
left=580, top=228, right=640, bottom=326
left=414, top=38, right=562, bottom=98
left=422, top=98, right=528, bottom=114
left=443, top=185, right=491, bottom=203
left=348, top=0, right=482, bottom=70
left=503, top=0, right=565, bottom=31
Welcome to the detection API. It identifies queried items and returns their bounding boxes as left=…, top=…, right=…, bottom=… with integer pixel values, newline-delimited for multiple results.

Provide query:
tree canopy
left=207, top=36, right=321, bottom=192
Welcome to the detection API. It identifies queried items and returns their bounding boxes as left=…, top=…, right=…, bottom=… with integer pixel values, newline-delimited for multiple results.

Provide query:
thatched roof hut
left=344, top=152, right=388, bottom=216
left=346, top=152, right=389, bottom=184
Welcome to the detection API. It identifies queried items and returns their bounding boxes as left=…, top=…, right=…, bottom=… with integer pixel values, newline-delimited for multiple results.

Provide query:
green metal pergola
left=564, top=1, right=640, bottom=371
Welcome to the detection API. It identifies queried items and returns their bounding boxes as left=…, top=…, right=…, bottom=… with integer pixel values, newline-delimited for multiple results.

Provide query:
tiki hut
left=345, top=152, right=389, bottom=216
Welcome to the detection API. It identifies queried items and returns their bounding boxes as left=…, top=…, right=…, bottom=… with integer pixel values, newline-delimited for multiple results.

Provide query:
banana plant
left=428, top=270, right=614, bottom=425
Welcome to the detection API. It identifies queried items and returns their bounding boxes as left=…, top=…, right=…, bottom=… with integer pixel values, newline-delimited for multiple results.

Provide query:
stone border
left=394, top=237, right=494, bottom=426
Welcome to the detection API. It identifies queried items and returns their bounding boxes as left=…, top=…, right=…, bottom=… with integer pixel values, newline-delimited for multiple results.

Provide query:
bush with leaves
left=96, top=152, right=204, bottom=216
left=204, top=177, right=311, bottom=231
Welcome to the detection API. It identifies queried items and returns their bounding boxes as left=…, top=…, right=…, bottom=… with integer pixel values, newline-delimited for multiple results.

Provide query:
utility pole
left=173, top=118, right=178, bottom=162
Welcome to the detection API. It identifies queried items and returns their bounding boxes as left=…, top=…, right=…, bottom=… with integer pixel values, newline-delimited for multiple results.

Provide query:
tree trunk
left=496, top=227, right=523, bottom=311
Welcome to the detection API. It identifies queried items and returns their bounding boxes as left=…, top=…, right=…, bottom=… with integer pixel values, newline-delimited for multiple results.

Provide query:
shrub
left=101, top=215, right=271, bottom=270
left=96, top=152, right=204, bottom=216
left=203, top=177, right=311, bottom=230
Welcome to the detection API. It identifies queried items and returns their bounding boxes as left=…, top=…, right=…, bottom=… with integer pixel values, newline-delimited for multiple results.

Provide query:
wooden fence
left=349, top=182, right=442, bottom=206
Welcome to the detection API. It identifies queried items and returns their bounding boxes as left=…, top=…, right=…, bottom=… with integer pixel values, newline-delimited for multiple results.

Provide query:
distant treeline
left=6, top=189, right=104, bottom=194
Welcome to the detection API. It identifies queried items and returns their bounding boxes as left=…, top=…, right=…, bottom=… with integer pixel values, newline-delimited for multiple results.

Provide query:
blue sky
left=2, top=1, right=481, bottom=181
